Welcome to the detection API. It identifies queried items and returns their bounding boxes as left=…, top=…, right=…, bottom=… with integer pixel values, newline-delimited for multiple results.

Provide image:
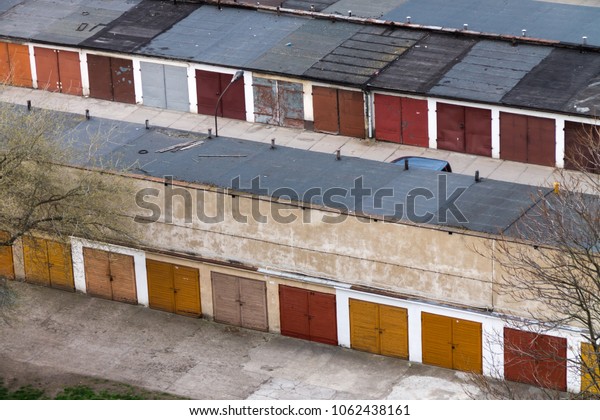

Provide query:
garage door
left=313, top=86, right=365, bottom=138
left=211, top=272, right=268, bottom=331
left=146, top=259, right=201, bottom=317
left=0, top=42, right=32, bottom=87
left=253, top=77, right=304, bottom=128
left=564, top=121, right=600, bottom=173
left=437, top=103, right=491, bottom=157
left=581, top=342, right=600, bottom=395
left=34, top=47, right=82, bottom=95
left=279, top=285, right=337, bottom=345
left=22, top=237, right=74, bottom=291
left=421, top=312, right=482, bottom=373
left=0, top=231, right=14, bottom=279
left=140, top=61, right=189, bottom=111
left=500, top=112, right=555, bottom=166
left=374, top=94, right=428, bottom=147
left=87, top=54, right=135, bottom=104
left=196, top=70, right=246, bottom=120
left=83, top=247, right=137, bottom=304
left=504, top=328, right=567, bottom=391
left=349, top=299, right=408, bottom=359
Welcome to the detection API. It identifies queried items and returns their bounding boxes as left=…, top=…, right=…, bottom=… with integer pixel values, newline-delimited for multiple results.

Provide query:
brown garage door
left=581, top=342, right=600, bottom=395
left=279, top=285, right=337, bottom=345
left=0, top=42, right=32, bottom=88
left=196, top=70, right=246, bottom=120
left=212, top=272, right=268, bottom=331
left=0, top=231, right=14, bottom=279
left=500, top=112, right=555, bottom=166
left=564, top=121, right=600, bottom=173
left=313, top=86, right=365, bottom=138
left=88, top=54, right=136, bottom=104
left=146, top=259, right=201, bottom=317
left=22, top=237, right=74, bottom=291
left=374, top=94, right=429, bottom=147
left=34, top=47, right=82, bottom=95
left=349, top=299, right=408, bottom=359
left=421, top=312, right=482, bottom=373
left=504, top=328, right=567, bottom=391
left=437, top=103, right=491, bottom=156
left=83, top=247, right=137, bottom=304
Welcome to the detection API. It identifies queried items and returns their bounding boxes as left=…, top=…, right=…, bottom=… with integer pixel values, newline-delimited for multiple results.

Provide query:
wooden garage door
left=87, top=55, right=135, bottom=104
left=34, top=47, right=82, bottom=95
left=581, top=342, right=600, bottom=395
left=212, top=272, right=268, bottom=331
left=23, top=237, right=74, bottom=290
left=312, top=86, right=339, bottom=134
left=0, top=42, right=32, bottom=87
left=500, top=112, right=555, bottom=166
left=504, top=328, right=566, bottom=391
left=349, top=299, right=408, bottom=359
left=421, top=312, right=482, bottom=373
left=313, top=87, right=365, bottom=138
left=0, top=231, right=14, bottom=279
left=564, top=122, right=600, bottom=173
left=196, top=70, right=246, bottom=120
left=437, top=103, right=491, bottom=156
left=83, top=247, right=137, bottom=304
left=279, top=285, right=337, bottom=345
left=338, top=89, right=365, bottom=138
left=147, top=259, right=201, bottom=317
left=374, top=94, right=429, bottom=147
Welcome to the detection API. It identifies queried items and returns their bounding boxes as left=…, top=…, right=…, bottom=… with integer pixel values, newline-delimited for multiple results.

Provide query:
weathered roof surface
left=80, top=0, right=195, bottom=53
left=322, top=0, right=403, bottom=19
left=249, top=19, right=360, bottom=76
left=501, top=48, right=600, bottom=113
left=567, top=72, right=600, bottom=116
left=138, top=6, right=305, bottom=67
left=383, top=0, right=600, bottom=46
left=304, top=26, right=426, bottom=85
left=369, top=33, right=476, bottom=93
left=0, top=0, right=23, bottom=14
left=283, top=0, right=338, bottom=12
left=429, top=40, right=552, bottom=103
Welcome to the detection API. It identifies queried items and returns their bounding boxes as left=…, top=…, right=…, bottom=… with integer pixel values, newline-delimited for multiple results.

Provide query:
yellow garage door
left=349, top=299, right=408, bottom=359
left=0, top=231, right=14, bottom=279
left=582, top=343, right=600, bottom=395
left=147, top=259, right=201, bottom=317
left=23, top=237, right=74, bottom=290
left=421, top=312, right=482, bottom=374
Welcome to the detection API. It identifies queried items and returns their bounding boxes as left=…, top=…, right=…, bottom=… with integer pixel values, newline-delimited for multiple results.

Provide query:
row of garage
left=1, top=40, right=598, bottom=169
left=0, top=234, right=592, bottom=393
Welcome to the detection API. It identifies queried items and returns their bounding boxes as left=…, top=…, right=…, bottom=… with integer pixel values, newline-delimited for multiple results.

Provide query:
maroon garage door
left=34, top=47, right=82, bottom=95
left=374, top=94, right=428, bottom=147
left=87, top=54, right=135, bottom=104
left=196, top=70, right=246, bottom=120
left=500, top=112, right=555, bottom=166
left=437, top=103, right=492, bottom=157
left=279, top=285, right=337, bottom=345
left=313, top=86, right=365, bottom=138
left=564, top=121, right=600, bottom=173
left=504, top=328, right=567, bottom=391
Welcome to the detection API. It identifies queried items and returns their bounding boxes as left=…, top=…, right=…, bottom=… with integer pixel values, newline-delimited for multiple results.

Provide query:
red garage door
left=279, top=285, right=337, bottom=345
left=196, top=70, right=246, bottom=120
left=564, top=121, right=600, bottom=173
left=374, top=94, right=428, bottom=147
left=500, top=112, right=555, bottom=166
left=313, top=86, right=365, bottom=138
left=87, top=54, right=135, bottom=104
left=504, top=328, right=567, bottom=391
left=437, top=103, right=491, bottom=156
left=34, top=47, right=82, bottom=95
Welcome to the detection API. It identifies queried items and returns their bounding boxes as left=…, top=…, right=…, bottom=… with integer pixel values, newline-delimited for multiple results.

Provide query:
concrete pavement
left=0, top=85, right=573, bottom=189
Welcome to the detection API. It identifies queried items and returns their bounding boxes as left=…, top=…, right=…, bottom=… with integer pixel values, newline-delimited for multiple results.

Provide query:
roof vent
left=406, top=16, right=411, bottom=24
left=522, top=29, right=527, bottom=37
left=583, top=36, right=588, bottom=46
left=475, top=170, right=480, bottom=183
left=335, top=149, right=341, bottom=160
left=463, top=24, right=468, bottom=31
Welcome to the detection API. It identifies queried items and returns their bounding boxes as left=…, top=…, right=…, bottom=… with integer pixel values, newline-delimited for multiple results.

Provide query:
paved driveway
left=0, top=282, right=487, bottom=399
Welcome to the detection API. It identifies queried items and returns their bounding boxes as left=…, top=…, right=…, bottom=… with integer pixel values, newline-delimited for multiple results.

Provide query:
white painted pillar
left=303, top=82, right=314, bottom=122
left=187, top=65, right=197, bottom=114
left=555, top=117, right=566, bottom=168
left=28, top=44, right=38, bottom=89
left=491, top=108, right=500, bottom=159
left=482, top=320, right=505, bottom=378
left=132, top=58, right=143, bottom=105
left=335, top=289, right=351, bottom=348
left=427, top=98, right=437, bottom=149
left=243, top=70, right=254, bottom=123
left=407, top=306, right=422, bottom=363
left=79, top=51, right=90, bottom=97
left=566, top=336, right=581, bottom=393
left=365, top=91, right=373, bottom=138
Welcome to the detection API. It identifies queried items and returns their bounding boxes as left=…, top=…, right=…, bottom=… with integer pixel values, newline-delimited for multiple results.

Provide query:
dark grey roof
left=138, top=6, right=306, bottom=68
left=501, top=48, right=600, bottom=114
left=80, top=0, right=196, bottom=53
left=283, top=0, right=338, bottom=12
left=322, top=0, right=403, bottom=19
left=304, top=26, right=426, bottom=85
left=429, top=40, right=552, bottom=103
left=369, top=33, right=476, bottom=93
left=0, top=0, right=23, bottom=14
left=567, top=72, right=600, bottom=117
left=383, top=0, right=600, bottom=47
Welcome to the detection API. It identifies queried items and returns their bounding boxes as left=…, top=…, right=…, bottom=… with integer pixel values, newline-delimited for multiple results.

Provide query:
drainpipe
left=364, top=89, right=373, bottom=139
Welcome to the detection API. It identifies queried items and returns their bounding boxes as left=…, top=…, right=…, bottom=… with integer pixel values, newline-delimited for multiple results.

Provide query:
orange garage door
left=0, top=42, right=32, bottom=87
left=83, top=247, right=137, bottom=304
left=0, top=231, right=14, bottom=279
left=146, top=259, right=201, bottom=317
left=421, top=312, right=482, bottom=373
left=582, top=342, right=600, bottom=395
left=350, top=299, right=408, bottom=359
left=23, top=237, right=74, bottom=291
